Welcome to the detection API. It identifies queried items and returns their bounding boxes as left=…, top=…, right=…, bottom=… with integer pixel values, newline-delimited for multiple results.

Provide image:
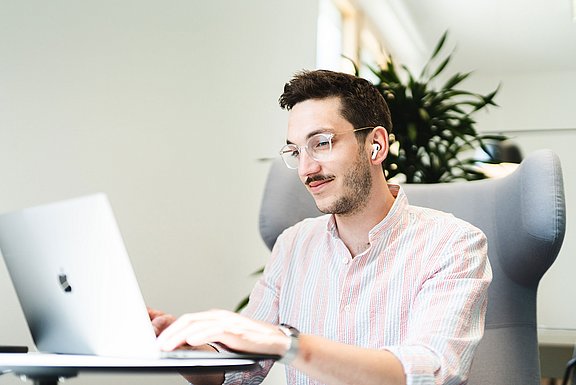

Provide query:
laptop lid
left=0, top=194, right=162, bottom=359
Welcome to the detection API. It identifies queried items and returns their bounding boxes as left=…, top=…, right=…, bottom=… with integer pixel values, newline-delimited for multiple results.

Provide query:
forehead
left=287, top=97, right=352, bottom=142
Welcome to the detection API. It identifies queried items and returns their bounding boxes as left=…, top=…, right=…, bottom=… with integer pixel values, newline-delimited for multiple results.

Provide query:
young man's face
left=286, top=97, right=373, bottom=216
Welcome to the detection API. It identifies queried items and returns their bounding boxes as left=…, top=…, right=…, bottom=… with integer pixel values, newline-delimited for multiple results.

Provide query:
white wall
left=0, top=1, right=317, bottom=384
left=464, top=70, right=576, bottom=132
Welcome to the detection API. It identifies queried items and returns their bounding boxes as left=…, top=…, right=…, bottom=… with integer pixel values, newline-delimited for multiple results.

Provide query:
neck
left=334, top=174, right=395, bottom=257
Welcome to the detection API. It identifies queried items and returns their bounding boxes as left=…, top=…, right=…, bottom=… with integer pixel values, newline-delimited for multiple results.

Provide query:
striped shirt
left=229, top=185, right=491, bottom=385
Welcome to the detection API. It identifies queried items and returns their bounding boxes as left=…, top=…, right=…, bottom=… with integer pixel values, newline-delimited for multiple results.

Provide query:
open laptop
left=0, top=194, right=274, bottom=361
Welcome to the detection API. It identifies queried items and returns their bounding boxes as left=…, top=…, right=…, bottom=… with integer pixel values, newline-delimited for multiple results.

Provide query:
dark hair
left=278, top=70, right=392, bottom=139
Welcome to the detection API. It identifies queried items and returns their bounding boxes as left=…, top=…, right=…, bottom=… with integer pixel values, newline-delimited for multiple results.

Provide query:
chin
left=312, top=197, right=333, bottom=214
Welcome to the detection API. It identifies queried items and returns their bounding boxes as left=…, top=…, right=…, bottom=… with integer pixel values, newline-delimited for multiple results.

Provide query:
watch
left=278, top=323, right=300, bottom=365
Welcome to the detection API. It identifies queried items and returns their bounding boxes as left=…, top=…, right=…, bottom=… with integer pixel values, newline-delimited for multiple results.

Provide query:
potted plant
left=366, top=32, right=504, bottom=183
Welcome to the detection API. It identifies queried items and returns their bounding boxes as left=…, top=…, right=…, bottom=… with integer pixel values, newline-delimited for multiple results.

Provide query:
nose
left=298, top=150, right=321, bottom=178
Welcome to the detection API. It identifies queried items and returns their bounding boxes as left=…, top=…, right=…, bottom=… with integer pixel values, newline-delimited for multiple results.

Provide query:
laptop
left=0, top=194, right=274, bottom=361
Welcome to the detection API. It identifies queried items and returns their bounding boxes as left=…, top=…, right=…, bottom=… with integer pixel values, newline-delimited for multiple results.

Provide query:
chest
left=278, top=239, right=430, bottom=347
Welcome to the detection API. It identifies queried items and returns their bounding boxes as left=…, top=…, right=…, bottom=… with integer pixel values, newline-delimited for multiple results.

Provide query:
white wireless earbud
left=371, top=143, right=381, bottom=159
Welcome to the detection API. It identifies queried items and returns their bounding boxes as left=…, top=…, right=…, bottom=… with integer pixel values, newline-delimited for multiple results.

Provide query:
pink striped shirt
left=230, top=185, right=491, bottom=385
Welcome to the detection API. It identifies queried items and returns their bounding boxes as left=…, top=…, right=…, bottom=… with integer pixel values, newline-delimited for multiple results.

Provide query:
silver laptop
left=0, top=194, right=273, bottom=361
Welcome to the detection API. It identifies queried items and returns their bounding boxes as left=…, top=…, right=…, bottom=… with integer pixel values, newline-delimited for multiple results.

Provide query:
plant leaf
left=429, top=55, right=452, bottom=81
left=420, top=31, right=449, bottom=78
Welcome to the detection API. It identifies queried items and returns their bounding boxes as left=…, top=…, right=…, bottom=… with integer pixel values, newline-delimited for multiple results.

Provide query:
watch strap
left=278, top=323, right=300, bottom=365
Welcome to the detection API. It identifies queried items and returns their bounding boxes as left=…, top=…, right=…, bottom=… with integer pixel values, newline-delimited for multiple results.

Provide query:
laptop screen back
left=0, top=194, right=161, bottom=358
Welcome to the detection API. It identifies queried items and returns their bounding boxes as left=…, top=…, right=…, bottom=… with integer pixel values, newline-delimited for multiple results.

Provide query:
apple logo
left=58, top=273, right=73, bottom=293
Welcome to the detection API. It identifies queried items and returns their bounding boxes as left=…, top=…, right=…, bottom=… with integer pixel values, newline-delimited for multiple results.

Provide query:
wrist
left=277, top=324, right=300, bottom=365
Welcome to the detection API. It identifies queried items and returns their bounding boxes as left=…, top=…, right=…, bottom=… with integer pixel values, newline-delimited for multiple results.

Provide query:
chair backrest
left=259, top=149, right=566, bottom=385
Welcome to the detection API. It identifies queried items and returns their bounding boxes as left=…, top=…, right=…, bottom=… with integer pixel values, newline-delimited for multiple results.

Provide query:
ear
left=369, top=126, right=389, bottom=164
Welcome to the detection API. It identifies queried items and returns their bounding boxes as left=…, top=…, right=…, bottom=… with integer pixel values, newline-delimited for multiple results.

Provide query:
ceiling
left=359, top=0, right=576, bottom=74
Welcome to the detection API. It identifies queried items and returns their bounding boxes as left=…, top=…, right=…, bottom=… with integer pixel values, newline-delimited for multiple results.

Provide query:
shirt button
left=342, top=257, right=349, bottom=265
left=344, top=305, right=351, bottom=312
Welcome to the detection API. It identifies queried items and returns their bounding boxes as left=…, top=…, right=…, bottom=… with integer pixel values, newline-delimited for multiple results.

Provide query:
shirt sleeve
left=385, top=224, right=492, bottom=385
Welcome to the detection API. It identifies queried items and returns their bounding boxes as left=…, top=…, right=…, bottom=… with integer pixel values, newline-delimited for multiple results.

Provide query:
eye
left=310, top=134, right=332, bottom=151
left=281, top=145, right=300, bottom=158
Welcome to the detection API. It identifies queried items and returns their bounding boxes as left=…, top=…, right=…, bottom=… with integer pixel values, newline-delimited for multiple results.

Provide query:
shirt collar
left=369, top=184, right=407, bottom=240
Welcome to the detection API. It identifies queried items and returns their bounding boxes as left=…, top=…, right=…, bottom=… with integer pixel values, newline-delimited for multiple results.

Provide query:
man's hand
left=152, top=308, right=406, bottom=385
left=156, top=309, right=289, bottom=356
left=147, top=307, right=176, bottom=337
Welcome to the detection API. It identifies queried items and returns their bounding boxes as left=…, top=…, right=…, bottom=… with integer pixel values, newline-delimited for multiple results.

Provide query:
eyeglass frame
left=279, top=126, right=375, bottom=170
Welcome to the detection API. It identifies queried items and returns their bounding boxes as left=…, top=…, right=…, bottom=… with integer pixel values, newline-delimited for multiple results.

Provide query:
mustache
left=305, top=174, right=335, bottom=186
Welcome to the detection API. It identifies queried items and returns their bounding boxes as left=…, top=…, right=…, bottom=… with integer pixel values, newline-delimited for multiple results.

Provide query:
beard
left=316, top=150, right=373, bottom=216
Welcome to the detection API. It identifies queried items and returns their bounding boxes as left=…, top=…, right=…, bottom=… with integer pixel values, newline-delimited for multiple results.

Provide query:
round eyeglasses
left=279, top=126, right=374, bottom=169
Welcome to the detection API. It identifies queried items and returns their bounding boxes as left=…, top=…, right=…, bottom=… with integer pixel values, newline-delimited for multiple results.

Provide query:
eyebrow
left=286, top=128, right=335, bottom=145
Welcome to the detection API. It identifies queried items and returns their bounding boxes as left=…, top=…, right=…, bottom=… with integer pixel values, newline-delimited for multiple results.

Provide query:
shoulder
left=406, top=204, right=484, bottom=236
left=398, top=204, right=488, bottom=264
left=277, top=214, right=331, bottom=243
left=267, top=215, right=332, bottom=270
left=390, top=184, right=485, bottom=239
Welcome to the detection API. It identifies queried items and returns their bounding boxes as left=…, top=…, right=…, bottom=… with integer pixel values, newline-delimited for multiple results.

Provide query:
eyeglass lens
left=280, top=133, right=333, bottom=169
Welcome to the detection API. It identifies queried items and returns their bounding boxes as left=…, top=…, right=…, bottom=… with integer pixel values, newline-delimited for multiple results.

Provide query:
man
left=151, top=70, right=492, bottom=385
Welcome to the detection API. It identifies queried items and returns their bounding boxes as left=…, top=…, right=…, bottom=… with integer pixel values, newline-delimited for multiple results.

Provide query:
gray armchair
left=259, top=149, right=566, bottom=385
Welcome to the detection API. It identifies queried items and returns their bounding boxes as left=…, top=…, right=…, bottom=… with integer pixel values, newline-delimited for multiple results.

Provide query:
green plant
left=367, top=32, right=504, bottom=183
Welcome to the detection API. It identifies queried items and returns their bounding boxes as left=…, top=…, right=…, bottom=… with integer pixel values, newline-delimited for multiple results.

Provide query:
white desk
left=0, top=353, right=260, bottom=385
